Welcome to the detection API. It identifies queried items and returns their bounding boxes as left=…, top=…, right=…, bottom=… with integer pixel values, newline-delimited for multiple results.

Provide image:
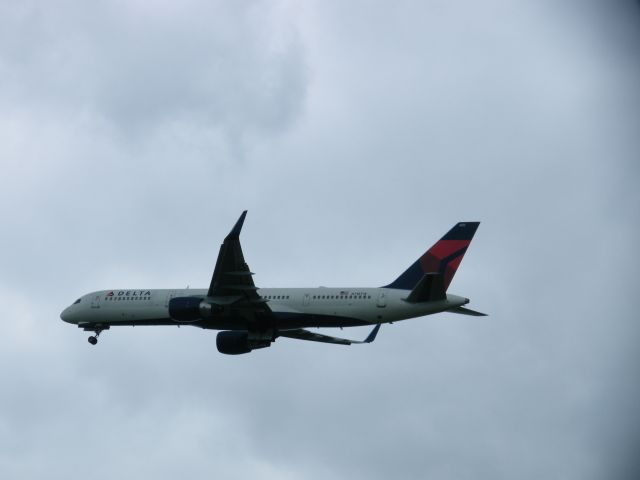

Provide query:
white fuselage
left=61, top=287, right=469, bottom=330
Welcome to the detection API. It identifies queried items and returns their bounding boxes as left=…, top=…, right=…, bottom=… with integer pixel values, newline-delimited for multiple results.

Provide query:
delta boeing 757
left=60, top=211, right=485, bottom=355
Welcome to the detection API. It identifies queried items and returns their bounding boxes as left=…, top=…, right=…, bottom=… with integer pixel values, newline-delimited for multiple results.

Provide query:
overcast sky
left=1, top=0, right=639, bottom=478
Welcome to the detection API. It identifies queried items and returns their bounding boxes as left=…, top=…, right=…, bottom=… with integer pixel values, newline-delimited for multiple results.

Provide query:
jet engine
left=216, top=331, right=273, bottom=355
left=168, top=296, right=215, bottom=322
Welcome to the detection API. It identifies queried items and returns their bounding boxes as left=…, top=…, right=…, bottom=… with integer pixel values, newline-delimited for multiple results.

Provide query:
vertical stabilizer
left=384, top=222, right=480, bottom=291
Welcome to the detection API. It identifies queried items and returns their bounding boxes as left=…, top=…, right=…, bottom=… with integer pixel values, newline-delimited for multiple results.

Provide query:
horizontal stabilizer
left=447, top=306, right=488, bottom=316
left=404, top=273, right=446, bottom=303
left=278, top=324, right=381, bottom=345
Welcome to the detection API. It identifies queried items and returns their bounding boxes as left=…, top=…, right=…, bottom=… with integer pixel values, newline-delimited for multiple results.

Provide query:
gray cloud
left=1, top=1, right=639, bottom=479
left=0, top=1, right=307, bottom=144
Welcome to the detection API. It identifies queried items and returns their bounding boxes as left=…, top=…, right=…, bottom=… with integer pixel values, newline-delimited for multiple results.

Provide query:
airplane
left=60, top=211, right=485, bottom=354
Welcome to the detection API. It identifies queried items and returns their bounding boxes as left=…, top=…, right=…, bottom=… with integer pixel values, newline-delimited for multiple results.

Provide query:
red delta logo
left=106, top=291, right=114, bottom=297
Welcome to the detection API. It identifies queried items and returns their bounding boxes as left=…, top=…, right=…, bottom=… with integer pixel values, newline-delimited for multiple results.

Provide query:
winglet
left=226, top=210, right=248, bottom=239
left=363, top=324, right=381, bottom=343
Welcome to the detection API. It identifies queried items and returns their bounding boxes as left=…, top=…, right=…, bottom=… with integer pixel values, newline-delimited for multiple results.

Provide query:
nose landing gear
left=83, top=325, right=109, bottom=345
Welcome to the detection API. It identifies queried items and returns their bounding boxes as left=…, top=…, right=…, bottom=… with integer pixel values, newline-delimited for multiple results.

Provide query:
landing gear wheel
left=85, top=327, right=106, bottom=346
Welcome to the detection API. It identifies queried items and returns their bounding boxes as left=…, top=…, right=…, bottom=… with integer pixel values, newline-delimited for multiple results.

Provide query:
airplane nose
left=60, top=307, right=73, bottom=324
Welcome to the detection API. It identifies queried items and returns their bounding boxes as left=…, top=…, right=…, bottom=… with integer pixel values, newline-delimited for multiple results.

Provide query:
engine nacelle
left=216, top=331, right=252, bottom=355
left=168, top=296, right=206, bottom=322
left=216, top=331, right=273, bottom=355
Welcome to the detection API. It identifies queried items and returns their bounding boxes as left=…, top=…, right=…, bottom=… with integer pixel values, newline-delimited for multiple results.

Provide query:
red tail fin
left=384, top=222, right=480, bottom=291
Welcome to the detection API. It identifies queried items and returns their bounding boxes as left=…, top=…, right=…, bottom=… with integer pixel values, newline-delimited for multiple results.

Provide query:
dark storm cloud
left=0, top=1, right=638, bottom=479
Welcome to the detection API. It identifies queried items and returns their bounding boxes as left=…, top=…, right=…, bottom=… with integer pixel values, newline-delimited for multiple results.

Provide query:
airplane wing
left=278, top=324, right=381, bottom=345
left=207, top=211, right=270, bottom=314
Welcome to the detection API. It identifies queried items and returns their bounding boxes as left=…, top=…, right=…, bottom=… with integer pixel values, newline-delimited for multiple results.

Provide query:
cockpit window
left=73, top=298, right=81, bottom=305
